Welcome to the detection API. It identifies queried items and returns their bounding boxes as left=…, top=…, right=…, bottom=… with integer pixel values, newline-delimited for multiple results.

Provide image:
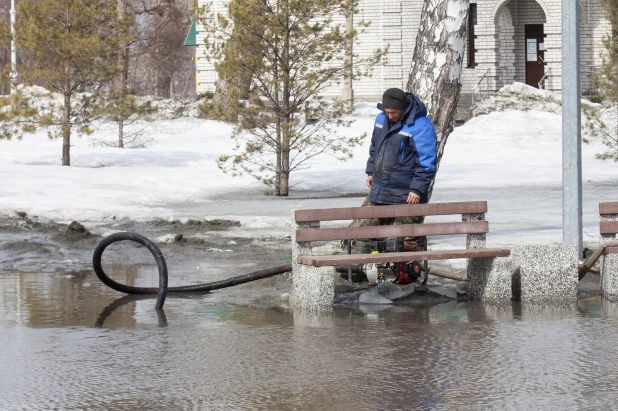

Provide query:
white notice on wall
left=526, top=39, right=537, bottom=62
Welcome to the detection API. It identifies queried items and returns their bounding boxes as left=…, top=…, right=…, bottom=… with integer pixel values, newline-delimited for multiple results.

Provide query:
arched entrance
left=525, top=24, right=546, bottom=88
left=494, top=0, right=548, bottom=88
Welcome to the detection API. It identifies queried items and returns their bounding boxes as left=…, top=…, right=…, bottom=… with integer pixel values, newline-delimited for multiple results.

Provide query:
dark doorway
left=525, top=24, right=546, bottom=88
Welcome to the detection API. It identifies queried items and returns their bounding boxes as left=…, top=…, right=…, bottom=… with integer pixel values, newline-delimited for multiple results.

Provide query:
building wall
left=462, top=0, right=611, bottom=95
left=323, top=0, right=424, bottom=100
left=194, top=0, right=612, bottom=99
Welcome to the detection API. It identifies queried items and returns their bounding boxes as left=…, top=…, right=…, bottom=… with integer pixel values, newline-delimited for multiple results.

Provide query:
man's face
left=384, top=108, right=404, bottom=123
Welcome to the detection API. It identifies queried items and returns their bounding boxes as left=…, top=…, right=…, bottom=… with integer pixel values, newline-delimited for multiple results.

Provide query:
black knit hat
left=382, top=88, right=407, bottom=110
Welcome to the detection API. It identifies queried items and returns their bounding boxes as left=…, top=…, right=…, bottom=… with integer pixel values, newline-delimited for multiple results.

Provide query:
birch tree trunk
left=406, top=0, right=469, bottom=200
left=347, top=0, right=468, bottom=231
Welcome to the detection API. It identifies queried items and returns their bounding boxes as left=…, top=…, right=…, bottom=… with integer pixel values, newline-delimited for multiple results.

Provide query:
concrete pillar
left=511, top=245, right=578, bottom=302
left=600, top=213, right=618, bottom=301
left=290, top=212, right=335, bottom=311
left=465, top=213, right=515, bottom=301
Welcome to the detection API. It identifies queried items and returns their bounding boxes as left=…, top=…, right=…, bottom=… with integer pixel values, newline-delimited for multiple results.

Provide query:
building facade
left=194, top=0, right=612, bottom=100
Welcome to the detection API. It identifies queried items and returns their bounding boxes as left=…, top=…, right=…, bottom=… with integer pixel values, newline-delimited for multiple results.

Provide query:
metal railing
left=471, top=69, right=490, bottom=105
left=538, top=56, right=549, bottom=89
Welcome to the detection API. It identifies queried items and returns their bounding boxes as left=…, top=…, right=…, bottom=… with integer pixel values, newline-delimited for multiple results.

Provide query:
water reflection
left=3, top=268, right=618, bottom=409
left=95, top=295, right=168, bottom=328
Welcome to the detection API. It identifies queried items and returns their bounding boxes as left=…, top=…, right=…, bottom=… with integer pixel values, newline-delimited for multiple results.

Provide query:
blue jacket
left=366, top=93, right=437, bottom=204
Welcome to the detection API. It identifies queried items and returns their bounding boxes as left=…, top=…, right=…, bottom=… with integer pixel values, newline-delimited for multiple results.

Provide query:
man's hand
left=407, top=192, right=420, bottom=204
left=366, top=175, right=372, bottom=189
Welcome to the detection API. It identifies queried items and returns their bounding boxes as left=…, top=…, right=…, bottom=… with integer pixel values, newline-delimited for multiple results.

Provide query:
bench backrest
left=294, top=201, right=488, bottom=243
left=600, top=202, right=618, bottom=236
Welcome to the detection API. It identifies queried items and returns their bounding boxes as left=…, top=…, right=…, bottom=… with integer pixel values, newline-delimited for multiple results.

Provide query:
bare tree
left=1, top=0, right=195, bottom=101
left=139, top=0, right=195, bottom=98
left=0, top=0, right=13, bottom=94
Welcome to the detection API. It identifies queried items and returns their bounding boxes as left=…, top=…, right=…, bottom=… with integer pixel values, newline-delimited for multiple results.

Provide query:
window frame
left=467, top=3, right=477, bottom=68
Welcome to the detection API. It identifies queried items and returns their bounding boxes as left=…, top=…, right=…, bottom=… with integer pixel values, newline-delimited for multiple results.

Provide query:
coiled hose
left=93, top=232, right=292, bottom=310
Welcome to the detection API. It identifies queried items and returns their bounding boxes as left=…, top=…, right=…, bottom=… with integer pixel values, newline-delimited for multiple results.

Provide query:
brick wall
left=195, top=0, right=612, bottom=99
left=323, top=0, right=423, bottom=100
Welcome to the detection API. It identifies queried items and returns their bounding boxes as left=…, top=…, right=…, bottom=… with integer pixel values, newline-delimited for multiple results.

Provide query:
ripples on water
left=1, top=270, right=618, bottom=410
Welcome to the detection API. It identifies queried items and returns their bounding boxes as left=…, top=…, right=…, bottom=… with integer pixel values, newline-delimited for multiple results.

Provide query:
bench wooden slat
left=295, top=221, right=488, bottom=242
left=604, top=246, right=618, bottom=254
left=600, top=202, right=618, bottom=215
left=294, top=201, right=487, bottom=222
left=297, top=248, right=511, bottom=266
left=600, top=220, right=618, bottom=235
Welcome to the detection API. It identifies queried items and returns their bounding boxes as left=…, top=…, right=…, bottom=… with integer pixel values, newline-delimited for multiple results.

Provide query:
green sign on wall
left=184, top=19, right=198, bottom=47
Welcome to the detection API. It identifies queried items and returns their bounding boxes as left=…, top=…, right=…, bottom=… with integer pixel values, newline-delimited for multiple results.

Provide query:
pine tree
left=0, top=0, right=130, bottom=165
left=197, top=0, right=385, bottom=196
left=587, top=0, right=618, bottom=160
left=201, top=0, right=261, bottom=123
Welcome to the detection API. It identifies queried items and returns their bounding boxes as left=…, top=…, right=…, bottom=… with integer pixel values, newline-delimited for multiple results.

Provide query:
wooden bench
left=600, top=202, right=618, bottom=255
left=290, top=201, right=514, bottom=308
left=578, top=202, right=618, bottom=280
left=294, top=200, right=510, bottom=268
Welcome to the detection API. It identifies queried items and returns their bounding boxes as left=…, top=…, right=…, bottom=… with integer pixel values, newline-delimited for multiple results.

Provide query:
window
left=467, top=3, right=477, bottom=68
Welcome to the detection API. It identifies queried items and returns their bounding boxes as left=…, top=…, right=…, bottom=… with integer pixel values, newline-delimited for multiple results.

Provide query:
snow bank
left=13, top=85, right=203, bottom=121
left=471, top=82, right=604, bottom=117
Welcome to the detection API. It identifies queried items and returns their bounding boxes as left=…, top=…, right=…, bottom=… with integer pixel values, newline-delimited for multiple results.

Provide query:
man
left=358, top=88, right=437, bottom=284
left=366, top=87, right=437, bottom=206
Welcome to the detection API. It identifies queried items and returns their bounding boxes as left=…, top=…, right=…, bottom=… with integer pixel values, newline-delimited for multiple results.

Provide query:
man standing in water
left=341, top=88, right=437, bottom=284
left=366, top=87, right=437, bottom=207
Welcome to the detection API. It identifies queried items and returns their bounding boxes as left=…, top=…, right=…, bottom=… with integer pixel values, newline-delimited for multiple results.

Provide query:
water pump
left=335, top=237, right=427, bottom=285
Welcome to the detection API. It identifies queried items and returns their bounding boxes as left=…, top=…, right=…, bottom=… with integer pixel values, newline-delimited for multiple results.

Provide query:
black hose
left=93, top=231, right=292, bottom=310
left=93, top=232, right=168, bottom=309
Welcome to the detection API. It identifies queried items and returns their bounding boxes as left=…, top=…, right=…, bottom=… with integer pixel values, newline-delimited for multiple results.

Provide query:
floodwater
left=2, top=262, right=618, bottom=410
left=2, top=179, right=618, bottom=410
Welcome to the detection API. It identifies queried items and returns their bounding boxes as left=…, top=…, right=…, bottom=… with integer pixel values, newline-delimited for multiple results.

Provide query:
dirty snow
left=0, top=82, right=617, bottom=252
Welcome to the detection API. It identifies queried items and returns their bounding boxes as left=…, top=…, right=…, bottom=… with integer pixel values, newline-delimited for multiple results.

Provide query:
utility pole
left=10, top=0, right=17, bottom=93
left=562, top=0, right=583, bottom=257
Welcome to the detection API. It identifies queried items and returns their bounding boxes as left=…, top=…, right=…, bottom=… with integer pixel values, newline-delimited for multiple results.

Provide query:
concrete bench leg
left=511, top=245, right=578, bottom=302
left=291, top=215, right=334, bottom=311
left=466, top=221, right=513, bottom=301
left=291, top=264, right=335, bottom=310
left=467, top=256, right=514, bottom=301
left=601, top=254, right=618, bottom=301
left=600, top=214, right=618, bottom=301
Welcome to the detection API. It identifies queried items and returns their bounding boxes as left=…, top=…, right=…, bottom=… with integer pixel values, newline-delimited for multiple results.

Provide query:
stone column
left=290, top=211, right=335, bottom=311
left=511, top=245, right=578, bottom=302
left=600, top=213, right=618, bottom=301
left=466, top=213, right=514, bottom=301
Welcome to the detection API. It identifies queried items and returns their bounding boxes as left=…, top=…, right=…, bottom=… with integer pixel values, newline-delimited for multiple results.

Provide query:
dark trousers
left=341, top=199, right=425, bottom=250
